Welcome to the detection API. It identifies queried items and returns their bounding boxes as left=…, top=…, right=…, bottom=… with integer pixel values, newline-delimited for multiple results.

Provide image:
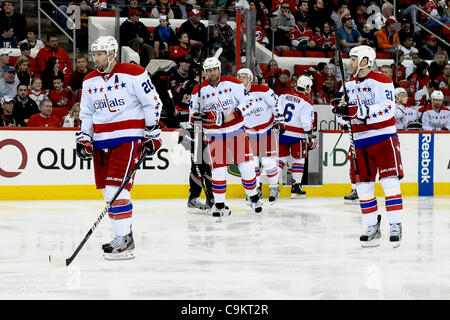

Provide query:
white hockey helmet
left=349, top=45, right=376, bottom=75
left=431, top=90, right=444, bottom=100
left=237, top=68, right=254, bottom=83
left=90, top=36, right=118, bottom=73
left=394, top=87, right=408, bottom=98
left=91, top=36, right=118, bottom=60
left=203, top=56, right=221, bottom=72
left=297, top=75, right=313, bottom=91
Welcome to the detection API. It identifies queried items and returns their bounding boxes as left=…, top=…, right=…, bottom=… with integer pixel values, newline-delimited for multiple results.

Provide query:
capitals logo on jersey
left=93, top=97, right=125, bottom=111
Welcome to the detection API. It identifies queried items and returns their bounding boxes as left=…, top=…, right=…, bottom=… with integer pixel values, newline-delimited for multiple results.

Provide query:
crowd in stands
left=0, top=0, right=449, bottom=132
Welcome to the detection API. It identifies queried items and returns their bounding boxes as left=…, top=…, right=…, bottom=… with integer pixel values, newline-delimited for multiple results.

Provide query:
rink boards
left=0, top=128, right=449, bottom=200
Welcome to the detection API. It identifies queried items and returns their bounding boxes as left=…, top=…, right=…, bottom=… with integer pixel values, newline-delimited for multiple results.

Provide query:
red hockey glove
left=75, top=132, right=93, bottom=160
left=201, top=110, right=223, bottom=128
left=190, top=112, right=203, bottom=124
left=143, top=125, right=162, bottom=156
left=307, top=134, right=318, bottom=150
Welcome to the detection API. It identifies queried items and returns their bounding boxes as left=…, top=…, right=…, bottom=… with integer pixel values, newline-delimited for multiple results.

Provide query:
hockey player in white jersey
left=189, top=56, right=262, bottom=219
left=237, top=68, right=282, bottom=204
left=422, top=90, right=450, bottom=131
left=332, top=45, right=404, bottom=248
left=276, top=75, right=317, bottom=198
left=76, top=36, right=162, bottom=260
left=394, top=87, right=418, bottom=130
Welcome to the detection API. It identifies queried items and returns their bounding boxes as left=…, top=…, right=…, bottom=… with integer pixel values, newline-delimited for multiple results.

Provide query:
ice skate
left=187, top=195, right=208, bottom=212
left=212, top=203, right=231, bottom=222
left=344, top=189, right=359, bottom=205
left=246, top=194, right=263, bottom=214
left=291, top=182, right=306, bottom=199
left=268, top=186, right=280, bottom=205
left=257, top=183, right=263, bottom=199
left=390, top=223, right=402, bottom=248
left=102, top=231, right=135, bottom=260
left=360, top=215, right=381, bottom=248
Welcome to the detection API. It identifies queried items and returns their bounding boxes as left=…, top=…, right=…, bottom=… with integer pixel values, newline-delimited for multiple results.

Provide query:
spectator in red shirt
left=48, top=76, right=75, bottom=121
left=314, top=21, right=336, bottom=56
left=263, top=59, right=279, bottom=86
left=436, top=63, right=450, bottom=89
left=409, top=61, right=431, bottom=96
left=69, top=54, right=92, bottom=93
left=391, top=50, right=407, bottom=84
left=18, top=42, right=38, bottom=75
left=35, top=34, right=72, bottom=74
left=27, top=99, right=62, bottom=128
left=312, top=62, right=334, bottom=91
left=288, top=13, right=316, bottom=52
left=315, top=74, right=338, bottom=105
left=273, top=69, right=292, bottom=95
left=169, top=31, right=191, bottom=62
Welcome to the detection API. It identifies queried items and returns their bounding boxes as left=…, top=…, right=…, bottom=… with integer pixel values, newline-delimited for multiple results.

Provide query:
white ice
left=1, top=196, right=450, bottom=299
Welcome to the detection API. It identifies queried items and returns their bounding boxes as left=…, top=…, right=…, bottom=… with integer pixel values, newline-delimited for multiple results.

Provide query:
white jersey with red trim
left=189, top=76, right=255, bottom=137
left=342, top=71, right=397, bottom=148
left=244, top=84, right=279, bottom=135
left=422, top=107, right=450, bottom=131
left=276, top=90, right=314, bottom=142
left=79, top=62, right=162, bottom=150
left=395, top=103, right=419, bottom=130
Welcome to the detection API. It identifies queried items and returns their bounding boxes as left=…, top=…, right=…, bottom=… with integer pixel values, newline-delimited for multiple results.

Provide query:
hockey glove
left=273, top=113, right=284, bottom=124
left=307, top=134, right=318, bottom=150
left=75, top=132, right=93, bottom=160
left=143, top=125, right=162, bottom=156
left=331, top=92, right=345, bottom=107
left=201, top=110, right=223, bottom=128
left=333, top=102, right=368, bottom=121
left=191, top=112, right=203, bottom=124
left=273, top=122, right=286, bottom=135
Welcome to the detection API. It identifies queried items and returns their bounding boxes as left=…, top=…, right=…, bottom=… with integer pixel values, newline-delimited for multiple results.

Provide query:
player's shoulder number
left=142, top=79, right=154, bottom=94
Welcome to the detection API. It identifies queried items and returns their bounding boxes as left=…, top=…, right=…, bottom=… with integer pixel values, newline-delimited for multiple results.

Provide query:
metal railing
left=411, top=4, right=450, bottom=48
left=37, top=0, right=77, bottom=68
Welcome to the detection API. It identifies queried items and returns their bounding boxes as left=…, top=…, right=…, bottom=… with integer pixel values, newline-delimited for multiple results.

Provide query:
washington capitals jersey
left=343, top=71, right=397, bottom=148
left=422, top=107, right=450, bottom=131
left=276, top=90, right=314, bottom=143
left=80, top=62, right=162, bottom=149
left=395, top=103, right=418, bottom=130
left=189, top=76, right=255, bottom=138
left=244, top=85, right=279, bottom=135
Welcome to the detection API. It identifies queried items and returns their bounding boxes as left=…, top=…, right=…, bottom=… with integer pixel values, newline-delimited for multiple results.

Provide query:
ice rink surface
left=1, top=196, right=450, bottom=300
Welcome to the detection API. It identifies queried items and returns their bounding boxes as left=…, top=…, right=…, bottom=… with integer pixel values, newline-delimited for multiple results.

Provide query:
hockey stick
left=330, top=126, right=345, bottom=155
left=192, top=48, right=224, bottom=193
left=192, top=63, right=208, bottom=197
left=332, top=22, right=361, bottom=183
left=49, top=149, right=149, bottom=267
